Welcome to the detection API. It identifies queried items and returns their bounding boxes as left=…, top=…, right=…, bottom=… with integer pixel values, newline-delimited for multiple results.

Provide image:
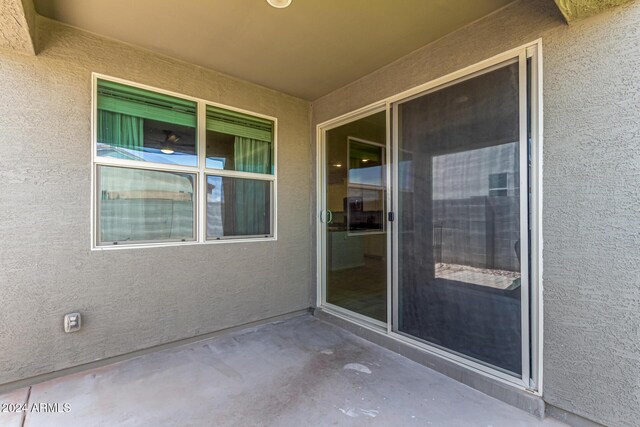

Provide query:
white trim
left=90, top=73, right=278, bottom=250
left=528, top=40, right=544, bottom=393
left=518, top=50, right=532, bottom=386
left=315, top=39, right=543, bottom=394
left=197, top=95, right=207, bottom=243
left=391, top=102, right=400, bottom=333
left=315, top=123, right=324, bottom=308
left=93, top=157, right=200, bottom=173
left=203, top=168, right=276, bottom=181
left=93, top=235, right=277, bottom=252
left=272, top=117, right=279, bottom=241
left=385, top=101, right=393, bottom=334
left=90, top=74, right=97, bottom=249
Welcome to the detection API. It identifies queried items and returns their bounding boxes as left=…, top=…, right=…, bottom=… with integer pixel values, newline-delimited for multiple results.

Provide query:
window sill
left=91, top=237, right=277, bottom=251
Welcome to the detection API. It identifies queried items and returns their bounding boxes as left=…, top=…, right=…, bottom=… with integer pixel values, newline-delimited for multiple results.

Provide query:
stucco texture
left=311, top=0, right=640, bottom=426
left=0, top=0, right=36, bottom=55
left=554, top=0, right=635, bottom=22
left=0, top=17, right=312, bottom=387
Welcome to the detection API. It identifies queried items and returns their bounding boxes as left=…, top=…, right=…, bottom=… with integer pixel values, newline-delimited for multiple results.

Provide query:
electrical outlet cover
left=64, top=312, right=81, bottom=333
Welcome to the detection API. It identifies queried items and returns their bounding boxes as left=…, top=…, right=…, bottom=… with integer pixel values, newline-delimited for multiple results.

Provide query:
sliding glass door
left=319, top=45, right=539, bottom=386
left=393, top=58, right=529, bottom=377
left=322, top=110, right=388, bottom=323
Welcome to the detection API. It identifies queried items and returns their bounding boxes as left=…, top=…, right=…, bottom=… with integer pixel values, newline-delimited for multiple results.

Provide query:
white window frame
left=315, top=39, right=543, bottom=394
left=90, top=73, right=278, bottom=250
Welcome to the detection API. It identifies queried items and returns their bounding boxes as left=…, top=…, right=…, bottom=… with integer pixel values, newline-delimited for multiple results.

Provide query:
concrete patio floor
left=1, top=315, right=567, bottom=427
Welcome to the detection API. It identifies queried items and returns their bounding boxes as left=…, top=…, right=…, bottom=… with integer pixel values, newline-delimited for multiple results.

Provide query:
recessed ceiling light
left=332, top=163, right=342, bottom=168
left=160, top=148, right=175, bottom=155
left=267, top=0, right=292, bottom=8
left=361, top=159, right=370, bottom=163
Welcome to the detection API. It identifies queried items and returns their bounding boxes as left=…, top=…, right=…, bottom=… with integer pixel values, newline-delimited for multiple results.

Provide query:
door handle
left=320, top=209, right=334, bottom=224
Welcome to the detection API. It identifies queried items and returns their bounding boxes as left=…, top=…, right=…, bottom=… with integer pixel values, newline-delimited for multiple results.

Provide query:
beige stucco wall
left=311, top=0, right=640, bottom=426
left=1, top=2, right=639, bottom=425
left=0, top=0, right=36, bottom=55
left=0, top=17, right=312, bottom=386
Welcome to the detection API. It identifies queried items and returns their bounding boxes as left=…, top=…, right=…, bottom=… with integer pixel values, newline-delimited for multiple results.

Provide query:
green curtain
left=233, top=137, right=271, bottom=235
left=97, top=110, right=144, bottom=151
left=234, top=137, right=271, bottom=174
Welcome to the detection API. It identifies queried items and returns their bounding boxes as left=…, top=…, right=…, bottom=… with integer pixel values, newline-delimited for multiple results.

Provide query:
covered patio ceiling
left=3, top=1, right=634, bottom=99
left=32, top=0, right=516, bottom=100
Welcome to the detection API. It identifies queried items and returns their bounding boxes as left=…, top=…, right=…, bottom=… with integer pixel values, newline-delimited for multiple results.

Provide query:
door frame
left=315, top=39, right=543, bottom=394
left=316, top=103, right=390, bottom=331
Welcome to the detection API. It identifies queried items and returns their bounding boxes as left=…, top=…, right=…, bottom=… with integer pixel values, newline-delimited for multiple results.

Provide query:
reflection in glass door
left=323, top=111, right=388, bottom=323
left=393, top=59, right=529, bottom=377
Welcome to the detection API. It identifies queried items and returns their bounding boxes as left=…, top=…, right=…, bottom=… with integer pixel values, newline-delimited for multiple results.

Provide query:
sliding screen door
left=394, top=59, right=528, bottom=377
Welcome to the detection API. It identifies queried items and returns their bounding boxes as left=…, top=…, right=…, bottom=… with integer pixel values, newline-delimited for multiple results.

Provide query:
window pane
left=346, top=187, right=385, bottom=233
left=97, top=80, right=198, bottom=167
left=346, top=138, right=386, bottom=234
left=205, top=105, right=274, bottom=173
left=98, top=166, right=195, bottom=244
left=206, top=175, right=271, bottom=238
left=325, top=111, right=388, bottom=323
left=348, top=140, right=385, bottom=187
